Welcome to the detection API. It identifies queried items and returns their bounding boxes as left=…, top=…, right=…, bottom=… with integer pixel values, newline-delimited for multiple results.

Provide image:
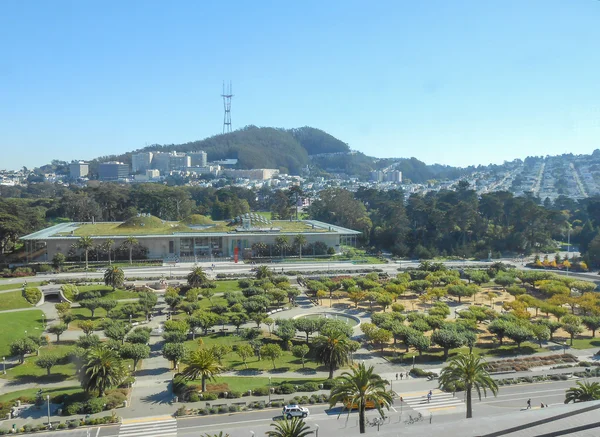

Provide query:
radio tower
left=221, top=81, right=233, bottom=134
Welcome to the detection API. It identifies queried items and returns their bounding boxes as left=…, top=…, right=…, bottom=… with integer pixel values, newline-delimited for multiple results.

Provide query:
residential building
left=132, top=152, right=154, bottom=173
left=69, top=161, right=89, bottom=179
left=370, top=170, right=384, bottom=182
left=222, top=168, right=279, bottom=180
left=189, top=151, right=207, bottom=167
left=169, top=153, right=191, bottom=171
left=98, top=162, right=129, bottom=181
left=386, top=170, right=402, bottom=183
left=152, top=152, right=171, bottom=173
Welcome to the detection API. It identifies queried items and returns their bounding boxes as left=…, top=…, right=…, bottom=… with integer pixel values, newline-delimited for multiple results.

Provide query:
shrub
left=209, top=407, right=218, bottom=414
left=202, top=392, right=218, bottom=401
left=175, top=406, right=187, bottom=417
left=409, top=368, right=438, bottom=378
left=228, top=405, right=239, bottom=412
left=57, top=423, right=67, bottom=430
left=277, top=383, right=296, bottom=394
left=188, top=392, right=200, bottom=402
left=228, top=391, right=242, bottom=399
left=197, top=408, right=208, bottom=415
left=253, top=387, right=269, bottom=396
left=64, top=402, right=84, bottom=416
left=84, top=397, right=106, bottom=414
left=67, top=419, right=81, bottom=428
left=22, top=287, right=42, bottom=305
left=321, top=380, right=340, bottom=389
left=218, top=406, right=229, bottom=414
left=104, top=391, right=127, bottom=409
left=300, top=382, right=319, bottom=392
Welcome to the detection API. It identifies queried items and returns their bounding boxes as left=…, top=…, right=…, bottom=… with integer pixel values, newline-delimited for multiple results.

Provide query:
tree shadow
left=7, top=373, right=71, bottom=386
left=134, top=367, right=171, bottom=377
left=139, top=390, right=174, bottom=405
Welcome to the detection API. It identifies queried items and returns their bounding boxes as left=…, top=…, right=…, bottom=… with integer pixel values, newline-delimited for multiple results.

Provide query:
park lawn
left=1, top=343, right=77, bottom=382
left=0, top=281, right=42, bottom=292
left=198, top=296, right=228, bottom=310
left=74, top=285, right=137, bottom=301
left=212, top=280, right=241, bottom=294
left=205, top=376, right=325, bottom=394
left=0, top=310, right=44, bottom=357
left=71, top=300, right=143, bottom=325
left=570, top=338, right=600, bottom=349
left=0, top=386, right=82, bottom=403
left=0, top=290, right=33, bottom=311
left=185, top=334, right=321, bottom=372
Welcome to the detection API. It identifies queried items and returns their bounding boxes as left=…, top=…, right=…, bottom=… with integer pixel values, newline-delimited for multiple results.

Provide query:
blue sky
left=1, top=0, right=599, bottom=170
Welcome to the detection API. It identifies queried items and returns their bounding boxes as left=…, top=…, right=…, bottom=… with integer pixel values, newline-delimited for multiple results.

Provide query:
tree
left=261, top=343, right=284, bottom=369
left=348, top=290, right=366, bottom=308
left=102, top=239, right=114, bottom=265
left=488, top=319, right=513, bottom=346
left=531, top=323, right=550, bottom=347
left=235, top=344, right=254, bottom=369
left=329, top=363, right=392, bottom=434
left=187, top=267, right=208, bottom=288
left=275, top=235, right=290, bottom=258
left=120, top=343, right=150, bottom=371
left=162, top=343, right=187, bottom=370
left=98, top=299, right=118, bottom=315
left=104, top=321, right=130, bottom=345
left=79, top=299, right=101, bottom=318
left=294, top=318, right=321, bottom=344
left=583, top=316, right=600, bottom=337
left=48, top=324, right=68, bottom=342
left=494, top=274, right=516, bottom=291
left=293, top=234, right=307, bottom=259
left=274, top=319, right=297, bottom=349
left=126, top=327, right=151, bottom=344
left=35, top=354, right=59, bottom=376
left=565, top=381, right=600, bottom=403
left=255, top=265, right=272, bottom=280
left=51, top=253, right=66, bottom=272
left=80, top=346, right=125, bottom=397
left=229, top=312, right=249, bottom=334
left=10, top=337, right=38, bottom=363
left=79, top=320, right=96, bottom=336
left=208, top=344, right=231, bottom=364
left=431, top=328, right=466, bottom=360
left=314, top=332, right=351, bottom=379
left=181, top=348, right=224, bottom=391
left=292, top=344, right=310, bottom=368
left=408, top=332, right=430, bottom=356
left=104, top=266, right=124, bottom=290
left=505, top=324, right=533, bottom=349
left=123, top=236, right=138, bottom=265
left=562, top=315, right=584, bottom=345
left=376, top=293, right=394, bottom=312
left=77, top=236, right=94, bottom=270
left=266, top=417, right=313, bottom=437
left=439, top=353, right=498, bottom=419
left=447, top=284, right=475, bottom=303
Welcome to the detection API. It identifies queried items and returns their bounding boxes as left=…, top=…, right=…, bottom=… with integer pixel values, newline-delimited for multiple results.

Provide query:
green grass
left=0, top=290, right=33, bottom=311
left=184, top=334, right=322, bottom=373
left=75, top=285, right=137, bottom=301
left=197, top=296, right=228, bottom=310
left=0, top=343, right=77, bottom=382
left=570, top=338, right=600, bottom=349
left=71, top=300, right=143, bottom=325
left=204, top=376, right=325, bottom=394
left=0, top=282, right=42, bottom=292
left=60, top=220, right=326, bottom=237
left=0, top=386, right=81, bottom=403
left=0, top=310, right=44, bottom=357
left=212, top=280, right=241, bottom=294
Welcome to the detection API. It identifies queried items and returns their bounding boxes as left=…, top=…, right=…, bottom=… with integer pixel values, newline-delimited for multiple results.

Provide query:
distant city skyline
left=1, top=0, right=599, bottom=170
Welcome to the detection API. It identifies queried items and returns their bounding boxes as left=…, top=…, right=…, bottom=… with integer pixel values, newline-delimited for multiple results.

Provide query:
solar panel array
left=231, top=213, right=272, bottom=226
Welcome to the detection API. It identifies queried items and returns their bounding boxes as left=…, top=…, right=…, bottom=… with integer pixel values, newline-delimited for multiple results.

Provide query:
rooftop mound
left=118, top=215, right=167, bottom=229
left=181, top=214, right=214, bottom=226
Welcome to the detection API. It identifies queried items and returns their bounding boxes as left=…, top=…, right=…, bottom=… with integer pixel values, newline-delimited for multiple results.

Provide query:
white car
left=282, top=404, right=309, bottom=419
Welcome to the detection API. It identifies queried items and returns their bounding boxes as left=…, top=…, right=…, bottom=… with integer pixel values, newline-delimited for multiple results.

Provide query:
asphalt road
left=16, top=377, right=592, bottom=437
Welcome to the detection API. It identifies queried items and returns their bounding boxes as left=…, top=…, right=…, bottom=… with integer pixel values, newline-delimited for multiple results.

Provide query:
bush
left=253, top=387, right=270, bottom=396
left=321, top=380, right=339, bottom=390
left=228, top=391, right=242, bottom=399
left=64, top=402, right=84, bottom=416
left=228, top=405, right=239, bottom=412
left=218, top=406, right=229, bottom=414
left=57, top=423, right=67, bottom=430
left=68, top=419, right=81, bottom=428
left=209, top=407, right=218, bottom=414
left=197, top=408, right=208, bottom=415
left=175, top=406, right=187, bottom=417
left=22, top=287, right=42, bottom=305
left=277, top=383, right=296, bottom=395
left=409, top=368, right=438, bottom=378
left=202, top=392, right=218, bottom=401
left=188, top=392, right=200, bottom=402
left=104, top=391, right=127, bottom=409
left=84, top=397, right=106, bottom=414
left=300, top=382, right=319, bottom=392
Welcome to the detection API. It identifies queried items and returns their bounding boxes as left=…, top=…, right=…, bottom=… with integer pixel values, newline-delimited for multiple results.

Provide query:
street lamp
left=412, top=355, right=415, bottom=369
left=268, top=376, right=272, bottom=404
left=2, top=357, right=5, bottom=375
left=315, top=424, right=319, bottom=437
left=563, top=341, right=568, bottom=355
left=46, top=395, right=51, bottom=429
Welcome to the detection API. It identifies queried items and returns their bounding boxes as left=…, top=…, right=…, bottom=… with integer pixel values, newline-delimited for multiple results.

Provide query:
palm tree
left=123, top=236, right=138, bottom=265
left=255, top=265, right=272, bottom=280
left=80, top=346, right=125, bottom=397
left=181, top=348, right=224, bottom=392
left=313, top=331, right=351, bottom=379
left=275, top=235, right=289, bottom=259
left=102, top=239, right=114, bottom=265
left=293, top=234, right=307, bottom=259
left=187, top=266, right=208, bottom=288
left=439, top=353, right=498, bottom=419
left=77, top=236, right=94, bottom=270
left=104, top=266, right=124, bottom=290
left=329, top=363, right=393, bottom=434
left=266, top=418, right=313, bottom=437
left=565, top=381, right=600, bottom=403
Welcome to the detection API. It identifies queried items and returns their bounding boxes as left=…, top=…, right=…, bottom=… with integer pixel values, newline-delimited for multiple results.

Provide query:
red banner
left=234, top=247, right=239, bottom=263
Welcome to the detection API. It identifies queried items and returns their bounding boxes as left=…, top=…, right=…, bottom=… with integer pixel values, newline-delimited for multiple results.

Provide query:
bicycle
left=404, top=412, right=423, bottom=425
left=368, top=417, right=385, bottom=427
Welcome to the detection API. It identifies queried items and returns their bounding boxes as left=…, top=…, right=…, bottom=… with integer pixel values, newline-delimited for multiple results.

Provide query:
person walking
left=396, top=373, right=399, bottom=380
left=400, top=373, right=403, bottom=380
left=427, top=390, right=432, bottom=403
left=527, top=399, right=531, bottom=409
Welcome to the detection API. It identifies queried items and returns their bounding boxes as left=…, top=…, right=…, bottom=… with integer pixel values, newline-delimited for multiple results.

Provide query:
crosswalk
left=119, top=418, right=177, bottom=437
left=400, top=389, right=465, bottom=413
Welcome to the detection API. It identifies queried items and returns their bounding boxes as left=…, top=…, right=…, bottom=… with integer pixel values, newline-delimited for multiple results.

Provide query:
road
left=8, top=377, right=590, bottom=437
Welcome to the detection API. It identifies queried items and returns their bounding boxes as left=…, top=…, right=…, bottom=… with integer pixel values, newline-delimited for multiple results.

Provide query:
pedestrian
left=400, top=373, right=403, bottom=380
left=406, top=372, right=409, bottom=379
left=427, top=391, right=432, bottom=403
left=396, top=373, right=398, bottom=380
left=541, top=403, right=545, bottom=408
left=527, top=399, right=531, bottom=409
